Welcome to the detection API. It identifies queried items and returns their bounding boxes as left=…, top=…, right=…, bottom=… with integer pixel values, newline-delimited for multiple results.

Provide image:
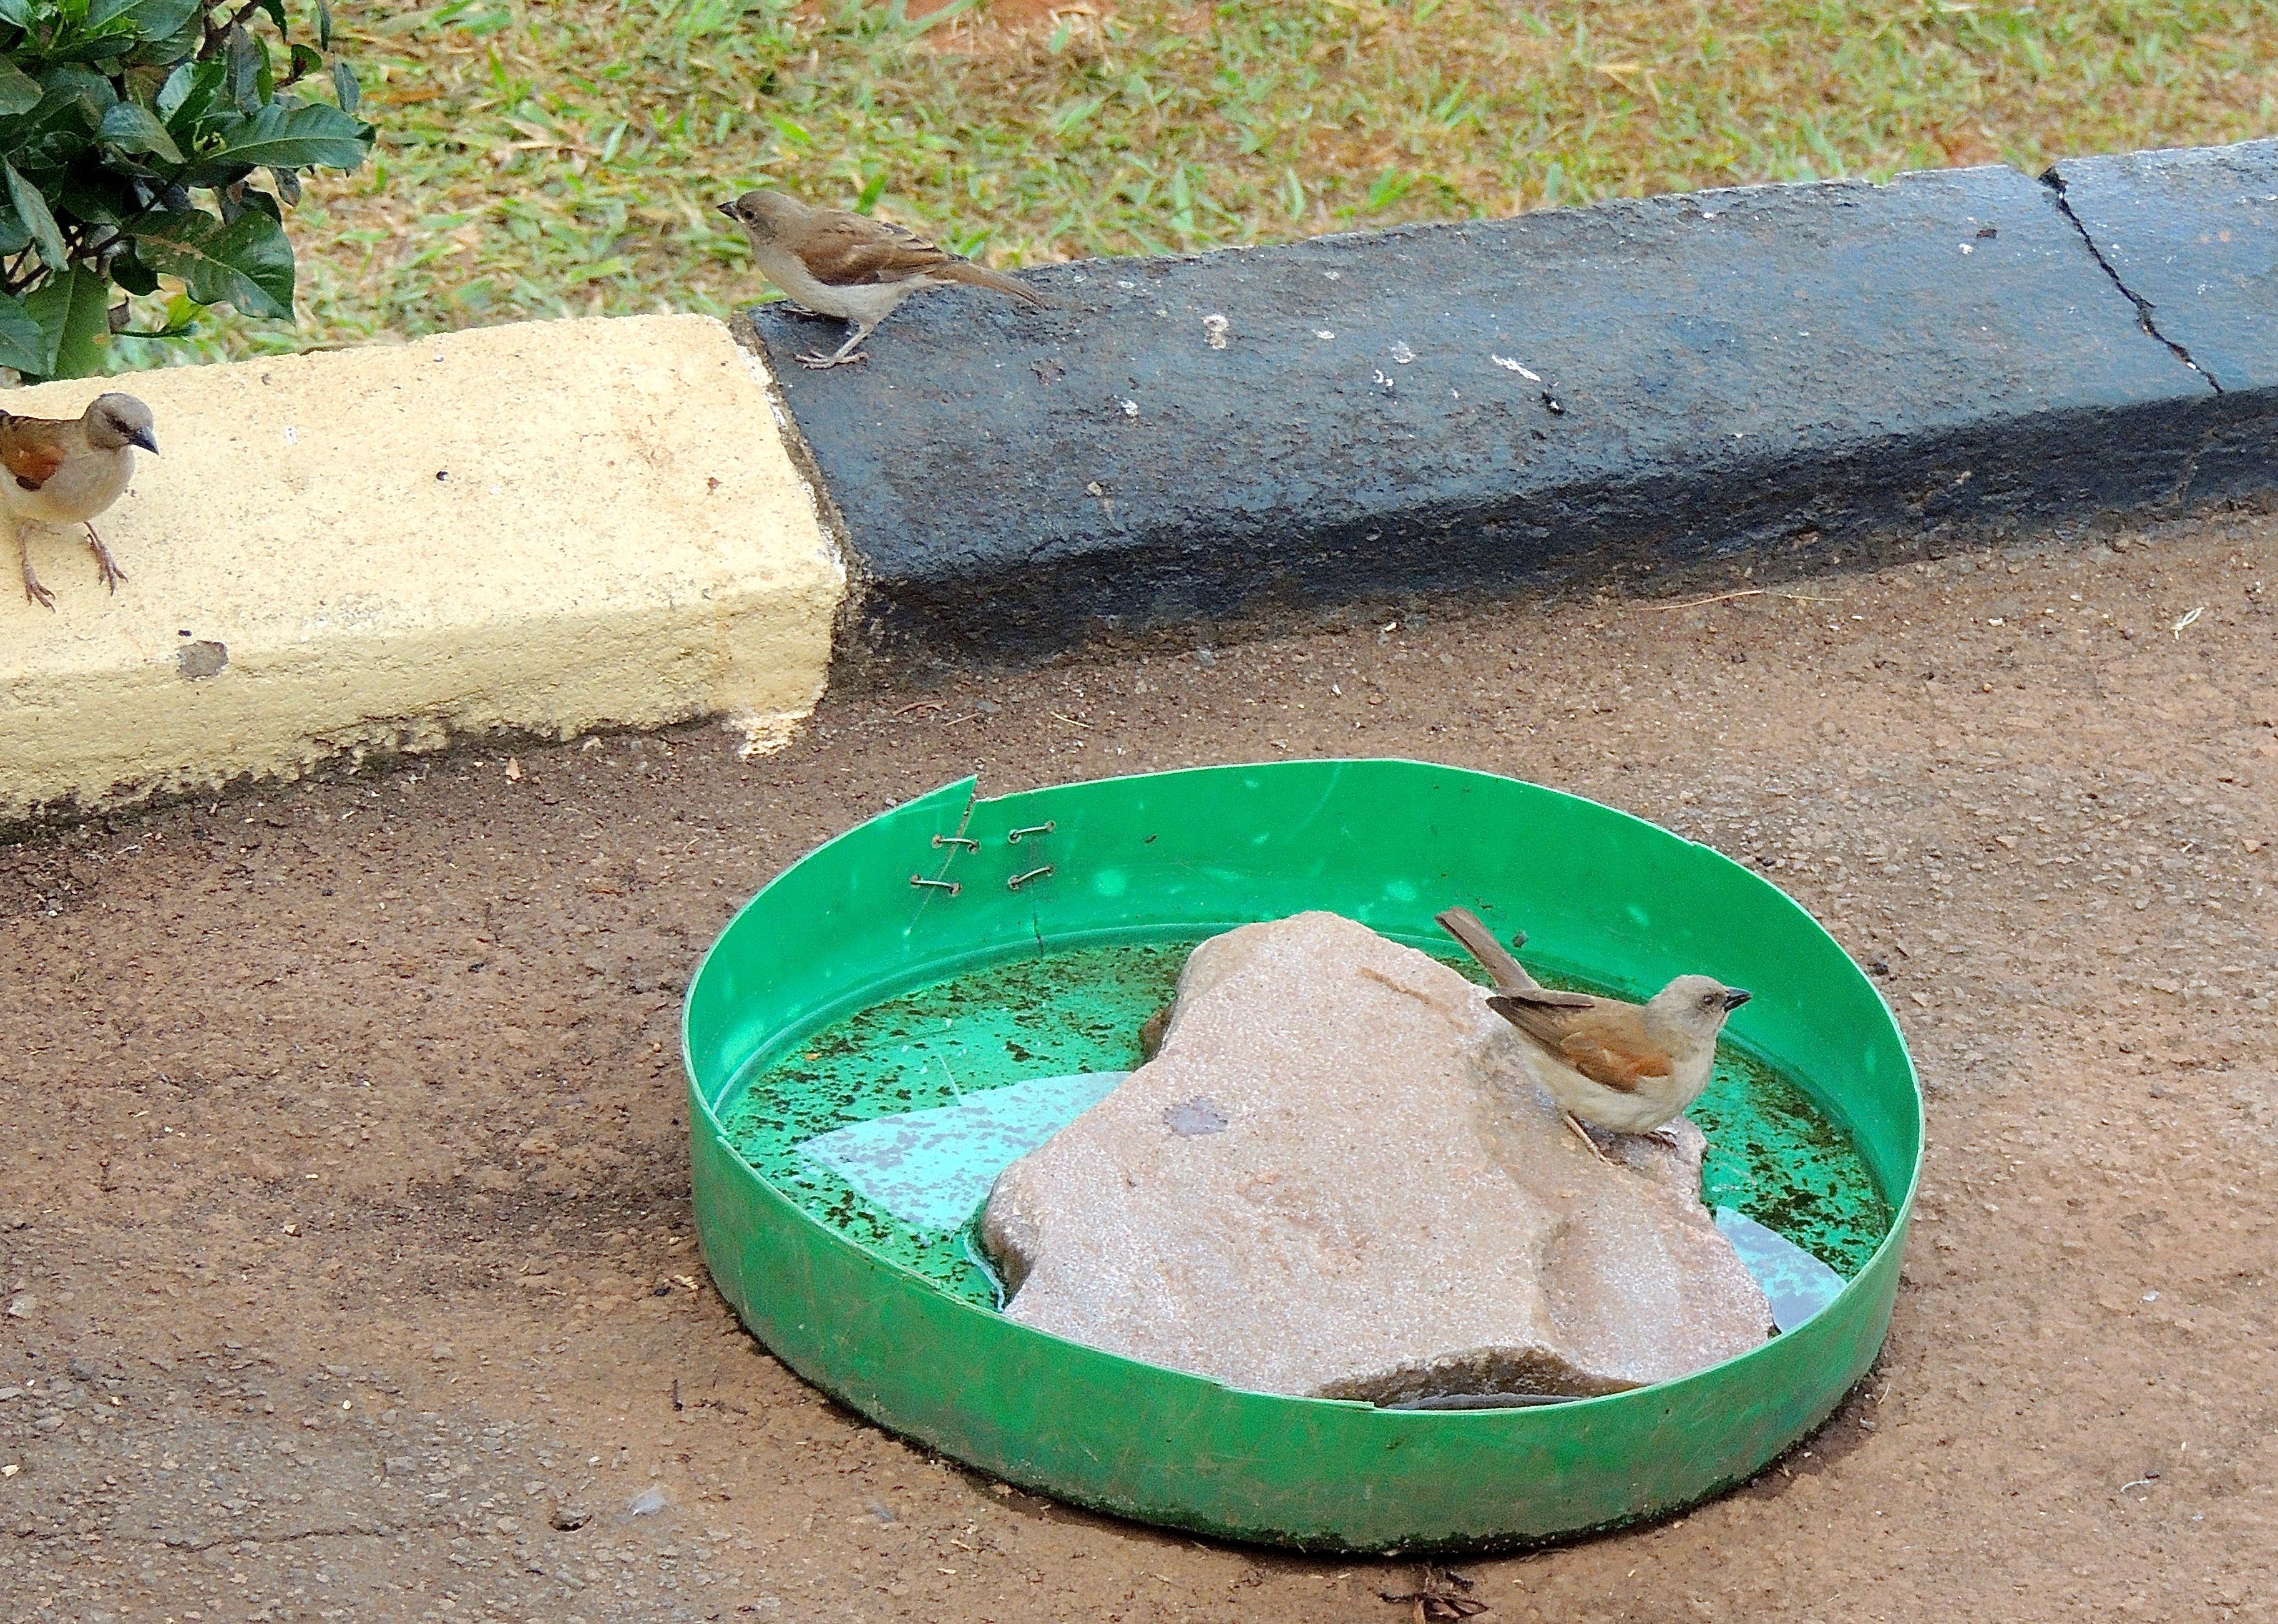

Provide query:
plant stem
left=202, top=0, right=271, bottom=59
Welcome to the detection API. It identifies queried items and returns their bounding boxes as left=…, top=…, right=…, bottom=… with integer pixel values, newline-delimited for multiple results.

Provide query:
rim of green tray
left=683, top=760, right=1921, bottom=1552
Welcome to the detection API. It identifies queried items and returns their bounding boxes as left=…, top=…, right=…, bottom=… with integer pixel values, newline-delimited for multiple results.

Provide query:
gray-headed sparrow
left=4, top=393, right=158, bottom=609
left=718, top=190, right=1043, bottom=369
left=1437, top=907, right=1750, bottom=1155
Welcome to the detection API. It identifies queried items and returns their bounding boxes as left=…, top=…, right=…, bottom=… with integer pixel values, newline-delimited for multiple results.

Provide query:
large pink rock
left=980, top=912, right=1772, bottom=1401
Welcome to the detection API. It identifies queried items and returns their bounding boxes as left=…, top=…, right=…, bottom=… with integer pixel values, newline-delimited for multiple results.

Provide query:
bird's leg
left=19, top=527, right=54, bottom=610
left=84, top=522, right=125, bottom=593
left=797, top=321, right=875, bottom=370
left=1562, top=1111, right=1616, bottom=1166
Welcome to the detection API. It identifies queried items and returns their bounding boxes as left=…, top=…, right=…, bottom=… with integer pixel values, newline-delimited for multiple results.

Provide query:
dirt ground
left=5, top=507, right=2276, bottom=1624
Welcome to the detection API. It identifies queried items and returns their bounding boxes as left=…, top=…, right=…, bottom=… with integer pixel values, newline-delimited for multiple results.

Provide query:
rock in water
left=980, top=912, right=1772, bottom=1401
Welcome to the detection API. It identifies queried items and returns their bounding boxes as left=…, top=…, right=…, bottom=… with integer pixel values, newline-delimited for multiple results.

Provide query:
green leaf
left=131, top=12, right=205, bottom=65
left=4, top=160, right=69, bottom=272
left=132, top=204, right=295, bottom=316
left=22, top=266, right=113, bottom=380
left=0, top=0, right=36, bottom=27
left=0, top=203, right=31, bottom=256
left=38, top=61, right=120, bottom=117
left=0, top=289, right=46, bottom=376
left=218, top=180, right=280, bottom=223
left=225, top=25, right=264, bottom=114
left=56, top=157, right=140, bottom=224
left=155, top=57, right=199, bottom=120
left=316, top=0, right=331, bottom=49
left=28, top=12, right=146, bottom=67
left=110, top=240, right=158, bottom=296
left=331, top=59, right=358, bottom=117
left=91, top=0, right=206, bottom=40
left=98, top=99, right=183, bottom=162
left=0, top=59, right=41, bottom=117
left=0, top=90, right=98, bottom=175
left=189, top=99, right=368, bottom=174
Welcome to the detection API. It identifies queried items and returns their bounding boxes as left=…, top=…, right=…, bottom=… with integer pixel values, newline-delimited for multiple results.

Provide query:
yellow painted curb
left=0, top=315, right=843, bottom=823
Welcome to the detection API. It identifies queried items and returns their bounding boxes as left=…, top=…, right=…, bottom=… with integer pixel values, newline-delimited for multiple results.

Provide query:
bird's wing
left=1485, top=993, right=1670, bottom=1093
left=0, top=414, right=67, bottom=491
left=795, top=212, right=963, bottom=288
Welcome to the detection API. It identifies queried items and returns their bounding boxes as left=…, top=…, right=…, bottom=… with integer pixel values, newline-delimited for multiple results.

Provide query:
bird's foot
left=1562, top=1111, right=1616, bottom=1166
left=24, top=571, right=54, bottom=610
left=795, top=349, right=866, bottom=369
left=86, top=527, right=126, bottom=594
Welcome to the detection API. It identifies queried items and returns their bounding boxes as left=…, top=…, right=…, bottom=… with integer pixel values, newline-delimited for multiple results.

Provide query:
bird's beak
left=1722, top=988, right=1752, bottom=1011
left=130, top=428, right=158, bottom=454
left=715, top=201, right=735, bottom=218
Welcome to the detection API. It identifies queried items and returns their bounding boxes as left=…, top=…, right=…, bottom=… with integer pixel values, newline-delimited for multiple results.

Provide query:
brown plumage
left=778, top=209, right=1039, bottom=301
left=4, top=393, right=158, bottom=610
left=1486, top=992, right=1678, bottom=1095
left=718, top=190, right=1044, bottom=369
left=1, top=420, right=67, bottom=489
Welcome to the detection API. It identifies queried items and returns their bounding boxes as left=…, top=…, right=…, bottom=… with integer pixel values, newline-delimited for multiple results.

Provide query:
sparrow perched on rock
left=4, top=393, right=158, bottom=609
left=1437, top=907, right=1750, bottom=1158
left=717, top=190, right=1044, bottom=369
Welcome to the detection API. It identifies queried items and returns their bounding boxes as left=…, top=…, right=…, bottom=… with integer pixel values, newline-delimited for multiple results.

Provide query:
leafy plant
left=0, top=1, right=373, bottom=379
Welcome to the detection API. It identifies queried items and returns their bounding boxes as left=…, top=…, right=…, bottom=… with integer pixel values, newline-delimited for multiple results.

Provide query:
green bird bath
left=683, top=760, right=1920, bottom=1552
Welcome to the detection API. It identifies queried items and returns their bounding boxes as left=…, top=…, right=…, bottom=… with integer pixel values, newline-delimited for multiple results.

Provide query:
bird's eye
left=1701, top=992, right=1721, bottom=1008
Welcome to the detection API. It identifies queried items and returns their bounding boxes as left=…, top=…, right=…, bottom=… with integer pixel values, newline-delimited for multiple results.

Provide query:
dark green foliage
left=0, top=1, right=371, bottom=377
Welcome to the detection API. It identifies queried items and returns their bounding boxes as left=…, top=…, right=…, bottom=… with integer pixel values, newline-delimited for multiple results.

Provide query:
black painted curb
left=747, top=139, right=2277, bottom=655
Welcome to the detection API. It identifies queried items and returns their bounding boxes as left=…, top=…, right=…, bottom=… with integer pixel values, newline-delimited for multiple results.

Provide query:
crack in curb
left=2041, top=167, right=2224, bottom=394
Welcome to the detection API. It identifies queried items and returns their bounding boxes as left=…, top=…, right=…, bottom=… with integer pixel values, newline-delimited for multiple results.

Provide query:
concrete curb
left=2042, top=141, right=2274, bottom=396
left=5, top=141, right=2268, bottom=820
left=748, top=139, right=2276, bottom=655
left=1, top=315, right=842, bottom=824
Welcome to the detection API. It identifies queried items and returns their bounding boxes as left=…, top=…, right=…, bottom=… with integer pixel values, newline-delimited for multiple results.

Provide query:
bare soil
left=4, top=509, right=2275, bottom=1623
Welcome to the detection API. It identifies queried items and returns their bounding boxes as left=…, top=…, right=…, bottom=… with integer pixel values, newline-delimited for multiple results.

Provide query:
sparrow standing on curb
left=4, top=393, right=159, bottom=609
left=1437, top=906, right=1750, bottom=1159
left=717, top=190, right=1044, bottom=369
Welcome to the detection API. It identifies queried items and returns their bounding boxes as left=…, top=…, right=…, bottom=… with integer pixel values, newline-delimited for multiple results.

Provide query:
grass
left=117, top=0, right=2278, bottom=369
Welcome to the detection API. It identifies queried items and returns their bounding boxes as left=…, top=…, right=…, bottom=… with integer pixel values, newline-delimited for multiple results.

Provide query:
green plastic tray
left=683, top=761, right=1920, bottom=1551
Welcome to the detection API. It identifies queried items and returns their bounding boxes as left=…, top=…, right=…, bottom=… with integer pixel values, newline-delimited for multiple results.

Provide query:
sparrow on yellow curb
left=3, top=393, right=158, bottom=610
left=1437, top=906, right=1750, bottom=1159
left=717, top=190, right=1044, bottom=369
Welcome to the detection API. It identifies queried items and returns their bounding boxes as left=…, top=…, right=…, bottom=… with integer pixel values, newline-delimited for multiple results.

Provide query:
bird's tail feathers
left=1436, top=906, right=1538, bottom=992
left=1487, top=989, right=1595, bottom=1017
left=936, top=261, right=1047, bottom=306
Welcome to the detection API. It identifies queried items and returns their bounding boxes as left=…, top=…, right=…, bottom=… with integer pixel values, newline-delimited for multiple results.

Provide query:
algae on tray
left=720, top=941, right=1894, bottom=1310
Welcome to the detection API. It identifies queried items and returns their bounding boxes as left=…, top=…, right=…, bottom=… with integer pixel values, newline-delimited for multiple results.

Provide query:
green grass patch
left=119, top=0, right=2278, bottom=369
